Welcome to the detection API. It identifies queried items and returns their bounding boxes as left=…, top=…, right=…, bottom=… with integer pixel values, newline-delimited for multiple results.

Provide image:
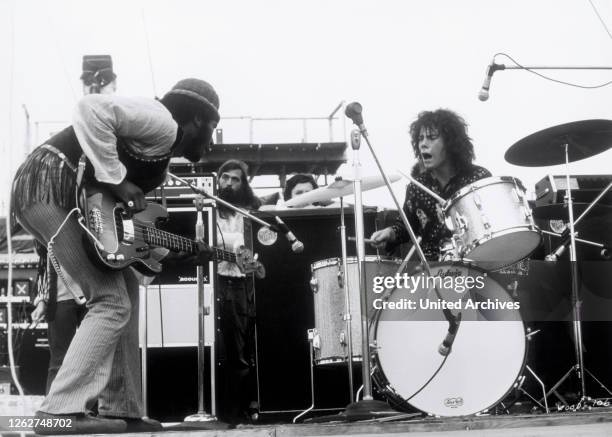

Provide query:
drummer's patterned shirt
left=391, top=165, right=491, bottom=260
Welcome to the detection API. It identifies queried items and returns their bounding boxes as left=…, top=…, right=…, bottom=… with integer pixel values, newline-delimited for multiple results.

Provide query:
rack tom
left=444, top=176, right=541, bottom=270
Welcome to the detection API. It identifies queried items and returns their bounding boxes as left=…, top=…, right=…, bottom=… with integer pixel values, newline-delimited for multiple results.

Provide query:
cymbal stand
left=543, top=142, right=610, bottom=406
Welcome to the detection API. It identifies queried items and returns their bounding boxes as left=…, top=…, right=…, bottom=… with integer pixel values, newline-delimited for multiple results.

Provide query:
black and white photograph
left=1, top=0, right=612, bottom=435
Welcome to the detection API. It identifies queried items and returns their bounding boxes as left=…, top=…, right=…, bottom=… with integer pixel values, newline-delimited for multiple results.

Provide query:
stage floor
left=5, top=408, right=612, bottom=437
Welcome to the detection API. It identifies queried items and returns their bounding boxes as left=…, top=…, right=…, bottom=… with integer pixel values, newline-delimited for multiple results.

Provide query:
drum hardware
left=292, top=329, right=319, bottom=423
left=505, top=121, right=612, bottom=406
left=516, top=328, right=550, bottom=414
left=309, top=277, right=318, bottom=293
left=514, top=367, right=549, bottom=414
left=541, top=230, right=610, bottom=260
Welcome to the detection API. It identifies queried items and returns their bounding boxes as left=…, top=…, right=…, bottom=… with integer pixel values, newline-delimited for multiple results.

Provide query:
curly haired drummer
left=370, top=109, right=491, bottom=260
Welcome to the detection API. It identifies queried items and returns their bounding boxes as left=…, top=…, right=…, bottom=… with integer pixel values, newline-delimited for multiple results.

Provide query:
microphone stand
left=184, top=196, right=218, bottom=425
left=339, top=194, right=355, bottom=403
left=343, top=105, right=458, bottom=420
left=479, top=62, right=612, bottom=100
left=489, top=64, right=612, bottom=71
left=168, top=173, right=279, bottom=232
left=141, top=284, right=149, bottom=419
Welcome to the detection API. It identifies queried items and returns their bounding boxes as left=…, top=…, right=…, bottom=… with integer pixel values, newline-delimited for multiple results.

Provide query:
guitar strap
left=74, top=154, right=88, bottom=212
left=243, top=217, right=254, bottom=254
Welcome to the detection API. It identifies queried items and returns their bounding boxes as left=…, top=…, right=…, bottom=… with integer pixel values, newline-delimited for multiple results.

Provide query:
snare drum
left=310, top=256, right=402, bottom=365
left=371, top=262, right=526, bottom=417
left=444, top=176, right=541, bottom=270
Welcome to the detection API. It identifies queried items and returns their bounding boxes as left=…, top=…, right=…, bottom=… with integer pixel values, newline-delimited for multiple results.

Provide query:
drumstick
left=398, top=170, right=446, bottom=205
left=348, top=236, right=374, bottom=244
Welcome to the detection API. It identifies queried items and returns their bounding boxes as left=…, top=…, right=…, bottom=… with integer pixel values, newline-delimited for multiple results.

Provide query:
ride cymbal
left=505, top=119, right=612, bottom=167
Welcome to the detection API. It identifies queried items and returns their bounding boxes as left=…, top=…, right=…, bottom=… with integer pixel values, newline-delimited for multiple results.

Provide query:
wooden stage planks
left=6, top=409, right=610, bottom=437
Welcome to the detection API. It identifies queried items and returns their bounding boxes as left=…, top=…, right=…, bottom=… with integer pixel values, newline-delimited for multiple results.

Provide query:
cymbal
left=532, top=203, right=612, bottom=221
left=505, top=119, right=612, bottom=167
left=284, top=174, right=401, bottom=207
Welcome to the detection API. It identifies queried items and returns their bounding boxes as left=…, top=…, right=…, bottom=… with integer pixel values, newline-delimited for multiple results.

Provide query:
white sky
left=1, top=0, right=612, bottom=214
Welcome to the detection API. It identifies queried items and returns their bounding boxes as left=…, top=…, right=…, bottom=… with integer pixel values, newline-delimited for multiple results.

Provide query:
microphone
left=274, top=216, right=304, bottom=253
left=478, top=60, right=502, bottom=101
left=345, top=102, right=364, bottom=128
left=545, top=246, right=566, bottom=262
left=439, top=313, right=462, bottom=356
left=545, top=230, right=572, bottom=261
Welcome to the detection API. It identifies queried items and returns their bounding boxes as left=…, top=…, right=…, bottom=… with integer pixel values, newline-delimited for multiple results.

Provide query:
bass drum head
left=372, top=262, right=526, bottom=417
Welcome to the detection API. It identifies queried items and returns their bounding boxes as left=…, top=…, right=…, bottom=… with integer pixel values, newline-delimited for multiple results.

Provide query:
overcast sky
left=1, top=0, right=611, bottom=215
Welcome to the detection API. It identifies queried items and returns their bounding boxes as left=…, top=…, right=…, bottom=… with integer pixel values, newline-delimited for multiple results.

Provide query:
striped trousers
left=17, top=202, right=143, bottom=417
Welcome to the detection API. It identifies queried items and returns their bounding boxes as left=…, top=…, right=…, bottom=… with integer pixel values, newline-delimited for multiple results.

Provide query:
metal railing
left=219, top=100, right=346, bottom=144
left=30, top=102, right=348, bottom=148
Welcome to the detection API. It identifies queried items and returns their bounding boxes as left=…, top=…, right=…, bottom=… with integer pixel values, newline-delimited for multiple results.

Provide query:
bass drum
left=371, top=262, right=526, bottom=417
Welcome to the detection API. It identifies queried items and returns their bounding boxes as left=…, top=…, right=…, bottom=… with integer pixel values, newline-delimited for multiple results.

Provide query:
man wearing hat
left=12, top=78, right=220, bottom=434
left=80, top=54, right=117, bottom=95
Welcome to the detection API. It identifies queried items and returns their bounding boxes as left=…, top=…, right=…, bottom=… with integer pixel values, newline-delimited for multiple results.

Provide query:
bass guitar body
left=80, top=187, right=169, bottom=274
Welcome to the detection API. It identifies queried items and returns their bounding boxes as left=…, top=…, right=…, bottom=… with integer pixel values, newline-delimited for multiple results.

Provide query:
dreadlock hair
left=409, top=109, right=476, bottom=174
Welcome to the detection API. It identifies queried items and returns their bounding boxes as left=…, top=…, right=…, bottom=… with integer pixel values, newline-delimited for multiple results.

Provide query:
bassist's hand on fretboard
left=194, top=241, right=215, bottom=265
left=159, top=242, right=213, bottom=266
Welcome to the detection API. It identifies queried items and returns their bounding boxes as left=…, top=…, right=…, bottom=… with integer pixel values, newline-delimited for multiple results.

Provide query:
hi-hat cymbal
left=505, top=119, right=612, bottom=167
left=284, top=174, right=401, bottom=207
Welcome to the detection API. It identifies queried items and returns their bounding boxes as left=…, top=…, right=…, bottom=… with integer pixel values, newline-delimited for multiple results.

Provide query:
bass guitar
left=78, top=186, right=265, bottom=278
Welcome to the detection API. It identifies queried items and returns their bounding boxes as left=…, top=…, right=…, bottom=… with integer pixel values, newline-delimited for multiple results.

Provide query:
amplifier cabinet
left=535, top=174, right=612, bottom=207
left=146, top=173, right=215, bottom=205
left=139, top=207, right=216, bottom=347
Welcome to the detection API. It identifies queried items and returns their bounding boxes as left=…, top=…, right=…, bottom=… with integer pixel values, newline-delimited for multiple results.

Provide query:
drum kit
left=290, top=119, right=612, bottom=420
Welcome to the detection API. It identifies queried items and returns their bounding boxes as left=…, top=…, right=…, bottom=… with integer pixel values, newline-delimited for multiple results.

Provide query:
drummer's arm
left=370, top=186, right=417, bottom=249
